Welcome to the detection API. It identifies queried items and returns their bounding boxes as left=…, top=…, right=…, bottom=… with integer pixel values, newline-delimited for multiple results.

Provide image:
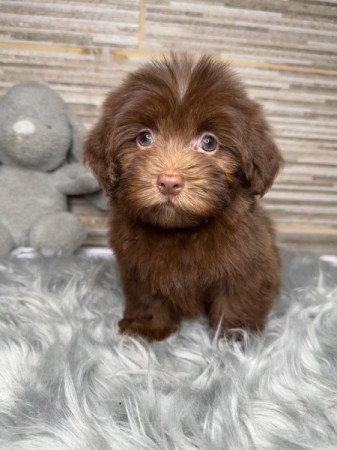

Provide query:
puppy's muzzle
left=157, top=171, right=184, bottom=196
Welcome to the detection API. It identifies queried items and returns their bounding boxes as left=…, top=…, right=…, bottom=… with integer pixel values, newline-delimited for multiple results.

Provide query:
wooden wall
left=1, top=0, right=337, bottom=253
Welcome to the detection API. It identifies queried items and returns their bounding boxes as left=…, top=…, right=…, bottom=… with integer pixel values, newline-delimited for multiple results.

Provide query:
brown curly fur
left=84, top=55, right=284, bottom=341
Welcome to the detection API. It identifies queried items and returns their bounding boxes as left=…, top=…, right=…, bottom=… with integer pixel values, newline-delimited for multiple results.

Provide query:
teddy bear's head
left=0, top=83, right=85, bottom=172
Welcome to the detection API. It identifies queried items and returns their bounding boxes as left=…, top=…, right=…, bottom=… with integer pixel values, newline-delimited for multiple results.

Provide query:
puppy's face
left=85, top=56, right=283, bottom=228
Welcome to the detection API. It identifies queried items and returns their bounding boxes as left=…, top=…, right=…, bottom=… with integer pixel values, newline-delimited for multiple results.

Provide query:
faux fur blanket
left=0, top=249, right=337, bottom=450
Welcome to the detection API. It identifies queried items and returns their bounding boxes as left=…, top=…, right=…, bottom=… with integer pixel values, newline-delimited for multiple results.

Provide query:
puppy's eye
left=199, top=134, right=218, bottom=153
left=137, top=130, right=154, bottom=148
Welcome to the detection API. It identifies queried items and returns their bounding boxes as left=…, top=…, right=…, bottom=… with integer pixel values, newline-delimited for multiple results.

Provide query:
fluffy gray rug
left=0, top=249, right=337, bottom=449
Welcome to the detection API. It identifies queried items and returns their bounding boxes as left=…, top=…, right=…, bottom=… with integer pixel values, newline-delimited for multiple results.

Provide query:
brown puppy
left=84, top=55, right=283, bottom=341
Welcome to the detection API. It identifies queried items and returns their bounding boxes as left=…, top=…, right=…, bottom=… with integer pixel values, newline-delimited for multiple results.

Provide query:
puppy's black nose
left=157, top=172, right=184, bottom=196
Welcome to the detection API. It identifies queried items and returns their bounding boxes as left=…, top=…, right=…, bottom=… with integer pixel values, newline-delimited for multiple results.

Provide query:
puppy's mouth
left=160, top=195, right=180, bottom=206
left=162, top=200, right=210, bottom=226
left=117, top=185, right=221, bottom=229
left=140, top=203, right=211, bottom=229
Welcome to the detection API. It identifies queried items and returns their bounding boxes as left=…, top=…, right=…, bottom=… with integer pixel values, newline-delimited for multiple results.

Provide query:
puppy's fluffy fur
left=84, top=55, right=283, bottom=341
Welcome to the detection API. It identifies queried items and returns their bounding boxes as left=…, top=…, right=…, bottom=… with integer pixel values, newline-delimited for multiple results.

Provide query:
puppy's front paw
left=118, top=317, right=178, bottom=341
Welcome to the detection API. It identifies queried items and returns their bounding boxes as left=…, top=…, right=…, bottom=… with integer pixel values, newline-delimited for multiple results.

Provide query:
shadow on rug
left=0, top=250, right=337, bottom=449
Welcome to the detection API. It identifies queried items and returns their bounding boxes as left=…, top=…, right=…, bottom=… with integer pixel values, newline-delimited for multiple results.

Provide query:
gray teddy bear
left=0, top=82, right=99, bottom=255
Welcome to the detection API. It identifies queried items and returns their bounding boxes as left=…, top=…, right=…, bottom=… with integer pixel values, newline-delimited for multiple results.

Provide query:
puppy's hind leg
left=206, top=278, right=276, bottom=339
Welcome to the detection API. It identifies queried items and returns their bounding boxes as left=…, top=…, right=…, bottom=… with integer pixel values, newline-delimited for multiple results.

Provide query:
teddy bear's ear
left=240, top=102, right=284, bottom=197
left=66, top=109, right=87, bottom=161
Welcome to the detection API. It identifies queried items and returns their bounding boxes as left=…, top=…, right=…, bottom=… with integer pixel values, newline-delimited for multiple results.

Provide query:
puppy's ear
left=240, top=103, right=283, bottom=197
left=83, top=97, right=116, bottom=195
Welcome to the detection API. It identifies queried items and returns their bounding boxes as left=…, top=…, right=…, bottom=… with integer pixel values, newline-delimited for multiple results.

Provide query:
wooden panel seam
left=138, top=0, right=145, bottom=50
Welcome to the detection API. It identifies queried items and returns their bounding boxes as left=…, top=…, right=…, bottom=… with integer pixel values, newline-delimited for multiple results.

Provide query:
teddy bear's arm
left=66, top=109, right=87, bottom=162
left=51, top=162, right=99, bottom=195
